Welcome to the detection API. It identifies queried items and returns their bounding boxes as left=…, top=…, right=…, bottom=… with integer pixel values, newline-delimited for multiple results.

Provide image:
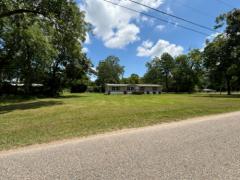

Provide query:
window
left=152, top=87, right=158, bottom=91
left=127, top=87, right=134, bottom=91
left=112, top=87, right=120, bottom=91
left=140, top=87, right=145, bottom=91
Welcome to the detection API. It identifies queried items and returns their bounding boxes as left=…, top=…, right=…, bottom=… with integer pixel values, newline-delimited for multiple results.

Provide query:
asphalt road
left=1, top=112, right=240, bottom=180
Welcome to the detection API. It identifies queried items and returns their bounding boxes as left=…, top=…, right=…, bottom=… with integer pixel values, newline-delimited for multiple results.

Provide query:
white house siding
left=105, top=84, right=162, bottom=95
left=105, top=85, right=127, bottom=94
left=142, top=87, right=161, bottom=94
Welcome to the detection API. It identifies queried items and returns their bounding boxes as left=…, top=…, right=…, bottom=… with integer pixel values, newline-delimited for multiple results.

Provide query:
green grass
left=1, top=93, right=240, bottom=151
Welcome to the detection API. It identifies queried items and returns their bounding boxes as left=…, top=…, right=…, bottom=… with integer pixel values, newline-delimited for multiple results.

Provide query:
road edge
left=1, top=111, right=240, bottom=156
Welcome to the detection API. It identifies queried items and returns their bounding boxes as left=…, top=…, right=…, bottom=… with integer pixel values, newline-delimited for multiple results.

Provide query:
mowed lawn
left=1, top=93, right=240, bottom=150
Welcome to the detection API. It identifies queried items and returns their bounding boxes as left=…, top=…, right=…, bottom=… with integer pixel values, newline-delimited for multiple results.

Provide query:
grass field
left=1, top=93, right=240, bottom=151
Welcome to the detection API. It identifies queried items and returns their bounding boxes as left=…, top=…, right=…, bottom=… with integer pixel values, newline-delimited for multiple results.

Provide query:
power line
left=102, top=0, right=210, bottom=36
left=125, top=0, right=217, bottom=33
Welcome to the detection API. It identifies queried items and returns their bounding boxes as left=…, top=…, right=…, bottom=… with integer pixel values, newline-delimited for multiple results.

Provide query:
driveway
left=1, top=112, right=240, bottom=180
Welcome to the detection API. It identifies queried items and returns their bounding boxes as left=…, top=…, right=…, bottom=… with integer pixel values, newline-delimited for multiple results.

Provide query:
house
left=202, top=88, right=216, bottom=93
left=105, top=84, right=162, bottom=94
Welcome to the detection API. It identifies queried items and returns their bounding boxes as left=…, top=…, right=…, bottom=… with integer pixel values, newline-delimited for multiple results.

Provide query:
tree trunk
left=165, top=76, right=168, bottom=93
left=0, top=70, right=2, bottom=84
left=49, top=60, right=60, bottom=96
left=24, top=62, right=32, bottom=95
left=226, top=77, right=231, bottom=95
left=24, top=46, right=32, bottom=95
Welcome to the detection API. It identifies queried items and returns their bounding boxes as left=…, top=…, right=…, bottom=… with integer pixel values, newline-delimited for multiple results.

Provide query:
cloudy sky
left=78, top=0, right=239, bottom=77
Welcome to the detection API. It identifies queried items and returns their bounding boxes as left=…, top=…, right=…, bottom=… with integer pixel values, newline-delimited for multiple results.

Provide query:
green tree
left=188, top=49, right=205, bottom=89
left=143, top=58, right=163, bottom=85
left=96, top=56, right=124, bottom=90
left=159, top=53, right=175, bottom=92
left=0, top=16, right=56, bottom=93
left=0, top=0, right=90, bottom=96
left=173, top=55, right=198, bottom=93
left=65, top=53, right=92, bottom=87
left=128, top=74, right=140, bottom=84
left=143, top=53, right=175, bottom=92
left=0, top=0, right=76, bottom=20
left=215, top=9, right=240, bottom=92
left=203, top=34, right=237, bottom=95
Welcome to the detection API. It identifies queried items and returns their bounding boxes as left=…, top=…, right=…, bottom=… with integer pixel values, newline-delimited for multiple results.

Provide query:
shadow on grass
left=57, top=94, right=88, bottom=99
left=0, top=101, right=63, bottom=114
left=0, top=95, right=37, bottom=104
left=193, top=94, right=240, bottom=99
left=0, top=93, right=88, bottom=104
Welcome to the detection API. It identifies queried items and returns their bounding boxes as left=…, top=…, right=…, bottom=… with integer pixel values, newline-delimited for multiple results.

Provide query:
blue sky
left=78, top=0, right=239, bottom=78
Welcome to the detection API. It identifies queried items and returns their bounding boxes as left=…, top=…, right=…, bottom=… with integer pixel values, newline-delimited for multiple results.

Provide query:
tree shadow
left=0, top=95, right=37, bottom=104
left=193, top=94, right=240, bottom=99
left=0, top=101, right=63, bottom=114
left=0, top=93, right=88, bottom=105
left=57, top=94, right=89, bottom=99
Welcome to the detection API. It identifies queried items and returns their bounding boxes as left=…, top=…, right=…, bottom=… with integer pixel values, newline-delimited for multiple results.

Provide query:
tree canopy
left=96, top=56, right=124, bottom=90
left=203, top=9, right=240, bottom=95
left=0, top=0, right=91, bottom=96
left=143, top=52, right=200, bottom=93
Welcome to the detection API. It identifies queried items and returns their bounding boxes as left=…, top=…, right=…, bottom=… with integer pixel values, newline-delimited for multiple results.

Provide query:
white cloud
left=142, top=40, right=153, bottom=48
left=82, top=47, right=89, bottom=53
left=80, top=0, right=164, bottom=49
left=104, top=24, right=140, bottom=49
left=139, top=15, right=155, bottom=26
left=85, top=33, right=91, bottom=44
left=206, top=32, right=221, bottom=42
left=141, top=16, right=149, bottom=22
left=200, top=32, right=221, bottom=51
left=156, top=25, right=165, bottom=31
left=137, top=39, right=184, bottom=57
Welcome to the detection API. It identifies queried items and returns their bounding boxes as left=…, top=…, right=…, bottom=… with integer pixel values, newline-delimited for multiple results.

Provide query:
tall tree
left=128, top=74, right=140, bottom=84
left=188, top=49, right=205, bottom=89
left=0, top=0, right=90, bottom=96
left=173, top=55, right=198, bottom=93
left=96, top=56, right=124, bottom=90
left=143, top=58, right=163, bottom=85
left=215, top=9, right=240, bottom=90
left=143, top=53, right=175, bottom=92
left=0, top=0, right=76, bottom=20
left=203, top=34, right=236, bottom=95
left=159, top=53, right=175, bottom=92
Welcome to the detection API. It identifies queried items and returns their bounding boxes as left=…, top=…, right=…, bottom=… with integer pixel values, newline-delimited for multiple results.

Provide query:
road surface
left=1, top=112, right=240, bottom=180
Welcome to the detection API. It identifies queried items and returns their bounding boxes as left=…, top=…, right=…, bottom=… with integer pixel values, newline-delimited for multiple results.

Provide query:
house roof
left=105, top=84, right=128, bottom=87
left=105, top=84, right=162, bottom=87
left=136, top=84, right=162, bottom=87
left=10, top=83, right=43, bottom=87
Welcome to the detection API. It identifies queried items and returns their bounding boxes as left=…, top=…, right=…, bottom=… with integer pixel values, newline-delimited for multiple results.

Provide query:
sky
left=78, top=0, right=239, bottom=78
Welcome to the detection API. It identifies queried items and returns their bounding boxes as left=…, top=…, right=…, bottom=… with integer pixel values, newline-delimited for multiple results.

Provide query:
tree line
left=95, top=9, right=240, bottom=95
left=95, top=51, right=202, bottom=93
left=0, top=1, right=239, bottom=96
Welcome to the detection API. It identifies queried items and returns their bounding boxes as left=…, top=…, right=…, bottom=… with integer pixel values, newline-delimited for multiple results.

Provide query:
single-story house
left=202, top=88, right=216, bottom=93
left=105, top=84, right=162, bottom=94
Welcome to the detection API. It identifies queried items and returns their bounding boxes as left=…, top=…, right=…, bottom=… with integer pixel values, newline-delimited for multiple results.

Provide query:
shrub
left=71, top=84, right=87, bottom=93
left=132, top=91, right=144, bottom=95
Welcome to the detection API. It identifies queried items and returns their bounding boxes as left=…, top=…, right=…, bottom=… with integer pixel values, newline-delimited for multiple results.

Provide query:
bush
left=132, top=91, right=144, bottom=95
left=71, top=84, right=87, bottom=93
left=0, top=82, right=16, bottom=95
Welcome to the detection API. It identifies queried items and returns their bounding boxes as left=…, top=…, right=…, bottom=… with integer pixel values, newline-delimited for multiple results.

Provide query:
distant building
left=202, top=88, right=216, bottom=93
left=105, top=84, right=162, bottom=95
